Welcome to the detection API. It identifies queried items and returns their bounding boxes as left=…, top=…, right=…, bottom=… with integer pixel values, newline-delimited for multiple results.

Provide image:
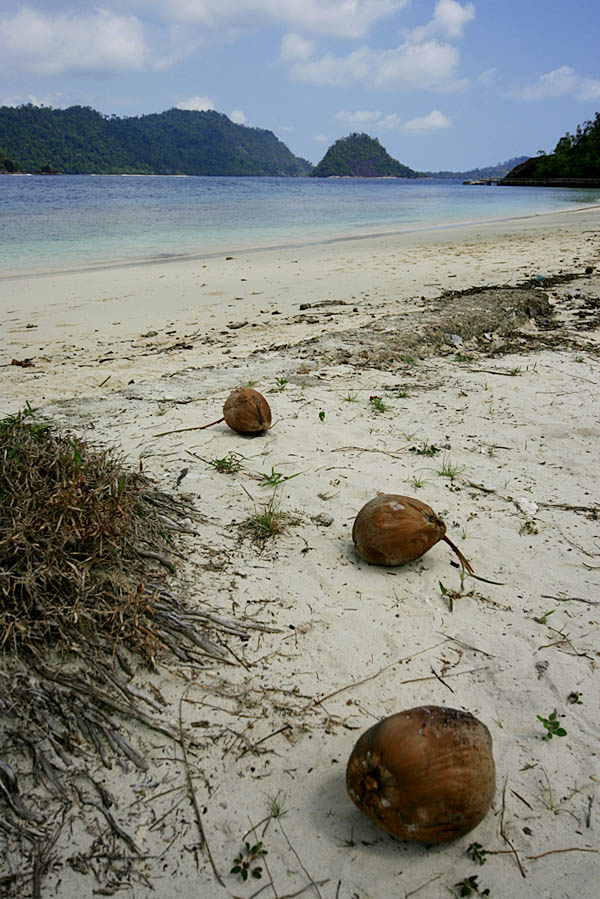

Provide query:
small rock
left=311, top=513, right=334, bottom=527
left=516, top=496, right=538, bottom=517
left=444, top=333, right=463, bottom=348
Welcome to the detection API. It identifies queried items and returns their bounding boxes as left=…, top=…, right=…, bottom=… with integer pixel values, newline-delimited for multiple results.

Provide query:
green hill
left=0, top=105, right=312, bottom=176
left=504, top=112, right=600, bottom=182
left=311, top=133, right=418, bottom=178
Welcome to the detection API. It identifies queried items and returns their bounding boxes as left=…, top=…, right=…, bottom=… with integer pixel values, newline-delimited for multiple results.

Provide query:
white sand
left=1, top=206, right=599, bottom=897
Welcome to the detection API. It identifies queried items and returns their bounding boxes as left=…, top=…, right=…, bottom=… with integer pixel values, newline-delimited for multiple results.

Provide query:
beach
left=1, top=206, right=599, bottom=898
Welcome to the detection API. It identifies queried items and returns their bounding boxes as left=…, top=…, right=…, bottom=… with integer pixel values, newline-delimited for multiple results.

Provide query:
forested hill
left=0, top=105, right=312, bottom=176
left=311, top=133, right=418, bottom=178
left=504, top=112, right=600, bottom=182
left=427, top=156, right=529, bottom=180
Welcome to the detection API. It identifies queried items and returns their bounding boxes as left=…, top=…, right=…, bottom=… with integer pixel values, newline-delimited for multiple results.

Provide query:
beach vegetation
left=453, top=875, right=490, bottom=897
left=207, top=451, right=245, bottom=473
left=241, top=493, right=288, bottom=541
left=436, top=454, right=464, bottom=481
left=231, top=841, right=267, bottom=881
left=258, top=466, right=299, bottom=487
left=409, top=439, right=440, bottom=457
left=537, top=711, right=567, bottom=739
left=318, top=410, right=326, bottom=422
left=369, top=395, right=387, bottom=413
left=505, top=111, right=600, bottom=181
left=274, top=377, right=288, bottom=391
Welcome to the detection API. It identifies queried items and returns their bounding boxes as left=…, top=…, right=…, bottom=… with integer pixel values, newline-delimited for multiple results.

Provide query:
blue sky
left=1, top=1, right=599, bottom=170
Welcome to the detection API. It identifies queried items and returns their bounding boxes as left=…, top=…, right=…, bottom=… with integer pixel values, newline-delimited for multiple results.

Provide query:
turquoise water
left=2, top=174, right=599, bottom=276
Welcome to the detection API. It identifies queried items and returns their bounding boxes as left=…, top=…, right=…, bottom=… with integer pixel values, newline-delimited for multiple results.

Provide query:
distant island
left=0, top=105, right=312, bottom=176
left=311, top=133, right=418, bottom=178
left=503, top=112, right=600, bottom=185
left=426, top=157, right=529, bottom=181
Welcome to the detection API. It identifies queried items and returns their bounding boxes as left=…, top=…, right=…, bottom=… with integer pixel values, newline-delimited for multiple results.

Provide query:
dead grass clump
left=0, top=405, right=179, bottom=659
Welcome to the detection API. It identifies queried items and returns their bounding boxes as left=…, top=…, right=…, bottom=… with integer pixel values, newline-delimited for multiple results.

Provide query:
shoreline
left=2, top=201, right=600, bottom=282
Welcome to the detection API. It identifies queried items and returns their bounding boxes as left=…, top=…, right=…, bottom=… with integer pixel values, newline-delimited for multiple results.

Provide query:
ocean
left=2, top=174, right=599, bottom=277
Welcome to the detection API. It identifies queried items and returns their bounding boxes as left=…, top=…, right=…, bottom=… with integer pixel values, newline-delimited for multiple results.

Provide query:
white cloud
left=177, top=95, right=215, bottom=111
left=229, top=108, right=246, bottom=124
left=403, top=108, right=451, bottom=132
left=335, top=109, right=381, bottom=124
left=0, top=7, right=152, bottom=75
left=515, top=65, right=600, bottom=101
left=144, top=1, right=408, bottom=39
left=409, top=0, right=475, bottom=42
left=314, top=132, right=329, bottom=142
left=288, top=39, right=465, bottom=91
left=279, top=32, right=316, bottom=63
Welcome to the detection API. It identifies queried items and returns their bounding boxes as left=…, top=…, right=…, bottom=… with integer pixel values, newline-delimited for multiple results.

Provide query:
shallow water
left=2, top=174, right=599, bottom=276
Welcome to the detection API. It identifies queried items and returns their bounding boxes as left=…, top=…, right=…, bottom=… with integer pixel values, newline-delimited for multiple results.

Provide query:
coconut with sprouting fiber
left=352, top=494, right=473, bottom=571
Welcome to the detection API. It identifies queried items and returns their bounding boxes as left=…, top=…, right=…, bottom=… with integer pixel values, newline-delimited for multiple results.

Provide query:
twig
left=240, top=724, right=292, bottom=757
left=178, top=686, right=224, bottom=887
left=279, top=818, right=324, bottom=899
left=155, top=417, right=224, bottom=437
left=541, top=595, right=599, bottom=606
left=526, top=847, right=599, bottom=860
left=500, top=779, right=526, bottom=878
left=430, top=667, right=454, bottom=692
left=307, top=640, right=447, bottom=709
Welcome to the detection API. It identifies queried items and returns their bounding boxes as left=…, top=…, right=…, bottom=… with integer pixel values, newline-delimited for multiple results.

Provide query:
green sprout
left=231, top=841, right=267, bottom=882
left=537, top=711, right=567, bottom=740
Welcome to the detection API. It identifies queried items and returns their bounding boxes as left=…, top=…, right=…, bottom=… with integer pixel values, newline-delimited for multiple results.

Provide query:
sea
left=2, top=174, right=600, bottom=277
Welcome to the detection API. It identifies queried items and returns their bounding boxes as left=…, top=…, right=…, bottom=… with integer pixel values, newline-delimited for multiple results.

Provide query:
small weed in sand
left=318, top=410, right=326, bottom=422
left=575, top=355, right=585, bottom=363
left=344, top=390, right=359, bottom=402
left=537, top=711, right=567, bottom=740
left=402, top=355, right=418, bottom=367
left=231, top=841, right=267, bottom=882
left=259, top=466, right=299, bottom=487
left=455, top=353, right=471, bottom=363
left=241, top=494, right=288, bottom=541
left=509, top=366, right=522, bottom=376
left=568, top=691, right=583, bottom=704
left=519, top=520, right=538, bottom=536
left=266, top=790, right=289, bottom=820
left=467, top=843, right=487, bottom=865
left=454, top=875, right=490, bottom=897
left=437, top=454, right=464, bottom=481
left=247, top=379, right=258, bottom=387
left=275, top=377, right=288, bottom=391
left=396, top=388, right=409, bottom=398
left=409, top=439, right=440, bottom=457
left=208, top=452, right=245, bottom=473
left=533, top=608, right=555, bottom=625
left=411, top=474, right=425, bottom=489
left=369, top=395, right=387, bottom=413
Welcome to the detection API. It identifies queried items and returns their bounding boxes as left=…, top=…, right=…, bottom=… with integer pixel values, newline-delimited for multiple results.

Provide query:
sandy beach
left=1, top=206, right=599, bottom=898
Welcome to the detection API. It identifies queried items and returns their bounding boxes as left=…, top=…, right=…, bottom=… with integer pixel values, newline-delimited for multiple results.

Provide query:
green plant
left=520, top=520, right=539, bottom=536
left=344, top=391, right=359, bottom=402
left=567, top=691, right=583, bottom=704
left=208, top=452, right=244, bottom=473
left=258, top=466, right=299, bottom=487
left=369, top=395, right=388, bottom=413
left=437, top=453, right=464, bottom=481
left=231, top=841, right=267, bottom=882
left=411, top=474, right=424, bottom=489
left=409, top=439, right=440, bottom=457
left=318, top=410, right=326, bottom=422
left=467, top=842, right=487, bottom=865
left=402, top=355, right=417, bottom=366
left=534, top=609, right=555, bottom=624
left=509, top=366, right=522, bottom=376
left=274, top=377, right=288, bottom=391
left=537, top=711, right=567, bottom=739
left=241, top=494, right=288, bottom=541
left=396, top=388, right=409, bottom=398
left=454, top=875, right=490, bottom=897
left=455, top=353, right=471, bottom=362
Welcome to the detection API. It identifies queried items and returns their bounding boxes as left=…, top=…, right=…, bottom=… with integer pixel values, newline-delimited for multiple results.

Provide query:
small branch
left=526, top=847, right=599, bottom=859
left=307, top=640, right=447, bottom=710
left=500, top=779, right=526, bottom=878
left=178, top=687, right=224, bottom=887
left=155, top=417, right=224, bottom=438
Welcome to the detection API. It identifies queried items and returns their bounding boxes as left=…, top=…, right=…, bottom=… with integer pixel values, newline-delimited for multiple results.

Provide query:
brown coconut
left=222, top=388, right=272, bottom=434
left=352, top=494, right=473, bottom=572
left=346, top=705, right=495, bottom=843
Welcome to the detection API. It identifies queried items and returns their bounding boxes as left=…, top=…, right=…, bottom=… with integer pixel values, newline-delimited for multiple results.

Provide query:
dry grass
left=0, top=404, right=181, bottom=659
